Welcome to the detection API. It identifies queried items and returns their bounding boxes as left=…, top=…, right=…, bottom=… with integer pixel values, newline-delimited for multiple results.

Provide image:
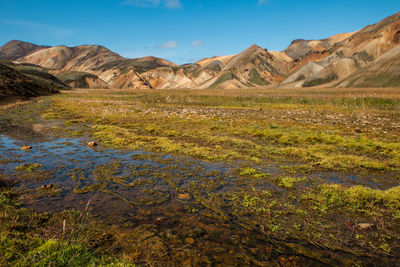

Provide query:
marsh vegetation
left=1, top=87, right=400, bottom=266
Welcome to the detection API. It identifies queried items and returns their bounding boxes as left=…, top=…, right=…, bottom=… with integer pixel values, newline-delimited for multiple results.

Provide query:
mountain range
left=1, top=11, right=399, bottom=96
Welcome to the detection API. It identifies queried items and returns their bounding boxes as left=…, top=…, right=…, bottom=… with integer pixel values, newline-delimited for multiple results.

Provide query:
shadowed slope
left=0, top=62, right=59, bottom=98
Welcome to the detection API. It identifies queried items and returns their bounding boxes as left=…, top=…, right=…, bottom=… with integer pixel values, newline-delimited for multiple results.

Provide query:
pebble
left=40, top=184, right=54, bottom=190
left=154, top=217, right=164, bottom=224
left=184, top=237, right=195, bottom=245
left=178, top=193, right=192, bottom=200
left=357, top=223, right=374, bottom=230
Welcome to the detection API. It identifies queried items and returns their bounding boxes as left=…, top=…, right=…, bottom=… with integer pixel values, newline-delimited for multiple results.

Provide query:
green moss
left=41, top=112, right=62, bottom=119
left=275, top=176, right=306, bottom=189
left=239, top=167, right=270, bottom=179
left=21, top=239, right=94, bottom=266
left=315, top=154, right=387, bottom=171
left=303, top=184, right=400, bottom=218
left=15, top=163, right=44, bottom=172
left=0, top=187, right=134, bottom=266
left=92, top=125, right=236, bottom=161
left=73, top=182, right=107, bottom=194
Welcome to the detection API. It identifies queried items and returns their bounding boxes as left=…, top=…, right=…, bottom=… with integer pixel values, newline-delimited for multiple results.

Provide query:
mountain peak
left=246, top=44, right=264, bottom=51
left=0, top=40, right=49, bottom=61
left=3, top=40, right=37, bottom=46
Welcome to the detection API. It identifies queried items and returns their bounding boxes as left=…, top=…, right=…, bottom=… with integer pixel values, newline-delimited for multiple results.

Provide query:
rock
left=357, top=223, right=374, bottom=230
left=184, top=237, right=195, bottom=245
left=355, top=129, right=362, bottom=133
left=178, top=193, right=192, bottom=200
left=40, top=184, right=54, bottom=190
left=20, top=146, right=32, bottom=150
left=154, top=217, right=165, bottom=224
left=88, top=142, right=97, bottom=147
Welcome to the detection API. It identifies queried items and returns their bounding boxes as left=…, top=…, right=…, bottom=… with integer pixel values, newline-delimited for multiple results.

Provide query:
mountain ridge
left=1, top=11, right=399, bottom=89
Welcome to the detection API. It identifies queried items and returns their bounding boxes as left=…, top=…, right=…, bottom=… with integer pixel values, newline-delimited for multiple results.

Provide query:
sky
left=0, top=0, right=399, bottom=64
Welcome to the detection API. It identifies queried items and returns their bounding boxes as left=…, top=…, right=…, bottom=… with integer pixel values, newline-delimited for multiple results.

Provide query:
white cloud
left=0, top=19, right=75, bottom=39
left=157, top=40, right=178, bottom=49
left=191, top=40, right=204, bottom=47
left=122, top=0, right=182, bottom=9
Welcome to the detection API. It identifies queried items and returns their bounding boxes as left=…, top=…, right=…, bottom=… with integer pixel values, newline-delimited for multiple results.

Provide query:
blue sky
left=0, top=0, right=399, bottom=64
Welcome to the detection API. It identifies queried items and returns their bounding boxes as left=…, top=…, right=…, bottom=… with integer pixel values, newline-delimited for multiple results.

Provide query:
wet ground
left=1, top=133, right=232, bottom=221
left=1, top=100, right=399, bottom=266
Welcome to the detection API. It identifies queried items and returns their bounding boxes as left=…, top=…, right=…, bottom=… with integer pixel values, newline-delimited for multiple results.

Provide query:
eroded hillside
left=1, top=11, right=399, bottom=89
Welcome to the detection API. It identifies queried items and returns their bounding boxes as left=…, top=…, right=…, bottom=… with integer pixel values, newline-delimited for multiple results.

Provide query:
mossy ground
left=15, top=163, right=44, bottom=172
left=1, top=87, right=400, bottom=265
left=43, top=88, right=400, bottom=174
left=0, top=175, right=132, bottom=266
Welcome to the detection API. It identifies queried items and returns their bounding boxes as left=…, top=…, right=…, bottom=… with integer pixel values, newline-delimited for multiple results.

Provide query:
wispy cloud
left=122, top=0, right=182, bottom=9
left=191, top=40, right=204, bottom=47
left=164, top=0, right=182, bottom=9
left=0, top=19, right=75, bottom=39
left=257, top=0, right=271, bottom=5
left=156, top=40, right=178, bottom=49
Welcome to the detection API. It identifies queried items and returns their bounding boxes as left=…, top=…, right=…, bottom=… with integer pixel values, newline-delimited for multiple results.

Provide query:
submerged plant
left=15, top=163, right=44, bottom=172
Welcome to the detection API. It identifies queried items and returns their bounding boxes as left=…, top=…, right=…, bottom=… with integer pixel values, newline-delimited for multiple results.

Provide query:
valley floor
left=1, top=87, right=400, bottom=266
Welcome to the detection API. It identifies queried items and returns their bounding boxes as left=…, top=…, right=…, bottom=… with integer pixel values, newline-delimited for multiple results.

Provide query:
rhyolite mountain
left=280, top=11, right=400, bottom=88
left=1, top=11, right=399, bottom=90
